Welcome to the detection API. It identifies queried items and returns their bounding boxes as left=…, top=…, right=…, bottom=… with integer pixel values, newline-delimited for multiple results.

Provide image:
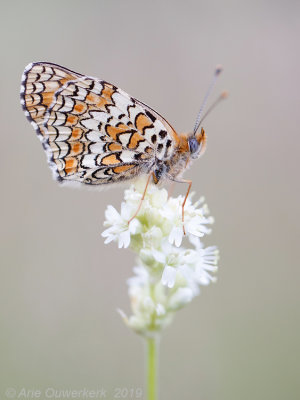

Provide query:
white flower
left=167, top=195, right=214, bottom=247
left=102, top=178, right=219, bottom=336
left=101, top=203, right=141, bottom=248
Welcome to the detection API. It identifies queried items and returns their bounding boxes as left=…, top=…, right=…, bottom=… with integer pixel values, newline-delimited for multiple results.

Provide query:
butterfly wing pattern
left=20, top=62, right=179, bottom=186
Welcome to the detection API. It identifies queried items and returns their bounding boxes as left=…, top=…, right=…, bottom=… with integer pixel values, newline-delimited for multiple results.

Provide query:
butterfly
left=20, top=62, right=225, bottom=227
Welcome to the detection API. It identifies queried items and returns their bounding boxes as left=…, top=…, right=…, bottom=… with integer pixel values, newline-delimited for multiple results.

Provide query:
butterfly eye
left=188, top=137, right=199, bottom=154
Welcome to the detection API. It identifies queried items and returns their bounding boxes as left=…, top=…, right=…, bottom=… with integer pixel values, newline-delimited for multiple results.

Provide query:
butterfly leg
left=167, top=176, right=192, bottom=235
left=128, top=172, right=153, bottom=225
left=181, top=179, right=192, bottom=235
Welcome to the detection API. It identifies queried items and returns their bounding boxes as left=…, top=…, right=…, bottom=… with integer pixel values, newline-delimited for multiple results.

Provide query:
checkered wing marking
left=44, top=77, right=156, bottom=184
left=21, top=62, right=179, bottom=186
left=20, top=62, right=82, bottom=138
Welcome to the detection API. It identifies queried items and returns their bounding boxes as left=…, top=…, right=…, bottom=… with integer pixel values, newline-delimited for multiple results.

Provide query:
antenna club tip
left=221, top=90, right=229, bottom=98
left=215, top=64, right=223, bottom=75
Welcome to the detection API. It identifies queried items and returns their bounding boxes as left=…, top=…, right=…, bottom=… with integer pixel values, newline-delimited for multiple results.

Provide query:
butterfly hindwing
left=44, top=77, right=154, bottom=184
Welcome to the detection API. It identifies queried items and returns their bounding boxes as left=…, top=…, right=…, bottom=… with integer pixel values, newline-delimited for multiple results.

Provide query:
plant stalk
left=147, top=336, right=158, bottom=400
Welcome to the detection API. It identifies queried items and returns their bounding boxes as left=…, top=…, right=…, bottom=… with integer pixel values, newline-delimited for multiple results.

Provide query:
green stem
left=147, top=336, right=158, bottom=400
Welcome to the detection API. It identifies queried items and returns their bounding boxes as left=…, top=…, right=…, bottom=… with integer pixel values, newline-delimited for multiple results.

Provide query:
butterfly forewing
left=21, top=62, right=178, bottom=185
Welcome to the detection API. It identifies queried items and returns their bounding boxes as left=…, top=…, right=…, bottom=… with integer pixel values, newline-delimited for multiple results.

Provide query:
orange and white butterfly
left=20, top=62, right=225, bottom=224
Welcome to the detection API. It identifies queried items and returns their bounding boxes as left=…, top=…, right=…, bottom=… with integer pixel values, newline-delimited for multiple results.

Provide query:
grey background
left=1, top=1, right=299, bottom=399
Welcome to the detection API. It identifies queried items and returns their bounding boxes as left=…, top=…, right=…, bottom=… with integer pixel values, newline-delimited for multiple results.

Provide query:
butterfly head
left=188, top=127, right=206, bottom=159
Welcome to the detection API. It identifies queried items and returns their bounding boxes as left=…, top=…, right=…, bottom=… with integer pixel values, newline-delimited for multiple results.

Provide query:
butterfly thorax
left=152, top=130, right=206, bottom=184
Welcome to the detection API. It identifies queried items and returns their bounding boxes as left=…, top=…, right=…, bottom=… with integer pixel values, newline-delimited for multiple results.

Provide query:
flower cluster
left=102, top=178, right=219, bottom=336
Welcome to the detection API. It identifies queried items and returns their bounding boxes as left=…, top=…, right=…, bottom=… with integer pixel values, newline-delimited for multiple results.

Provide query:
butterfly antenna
left=193, top=65, right=223, bottom=135
left=198, top=91, right=228, bottom=126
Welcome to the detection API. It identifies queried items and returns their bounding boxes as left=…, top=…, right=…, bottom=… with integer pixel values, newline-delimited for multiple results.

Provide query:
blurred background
left=1, top=1, right=299, bottom=399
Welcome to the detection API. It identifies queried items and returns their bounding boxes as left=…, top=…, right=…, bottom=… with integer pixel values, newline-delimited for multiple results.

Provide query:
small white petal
left=128, top=218, right=140, bottom=234
left=119, top=230, right=130, bottom=248
left=104, top=236, right=115, bottom=244
left=187, top=226, right=205, bottom=237
left=101, top=227, right=114, bottom=238
left=188, top=234, right=202, bottom=249
left=105, top=205, right=120, bottom=222
left=161, top=266, right=177, bottom=288
left=169, top=226, right=183, bottom=247
left=204, top=245, right=218, bottom=254
left=198, top=275, right=211, bottom=285
left=121, top=201, right=134, bottom=220
left=178, top=264, right=194, bottom=281
left=152, top=248, right=166, bottom=263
